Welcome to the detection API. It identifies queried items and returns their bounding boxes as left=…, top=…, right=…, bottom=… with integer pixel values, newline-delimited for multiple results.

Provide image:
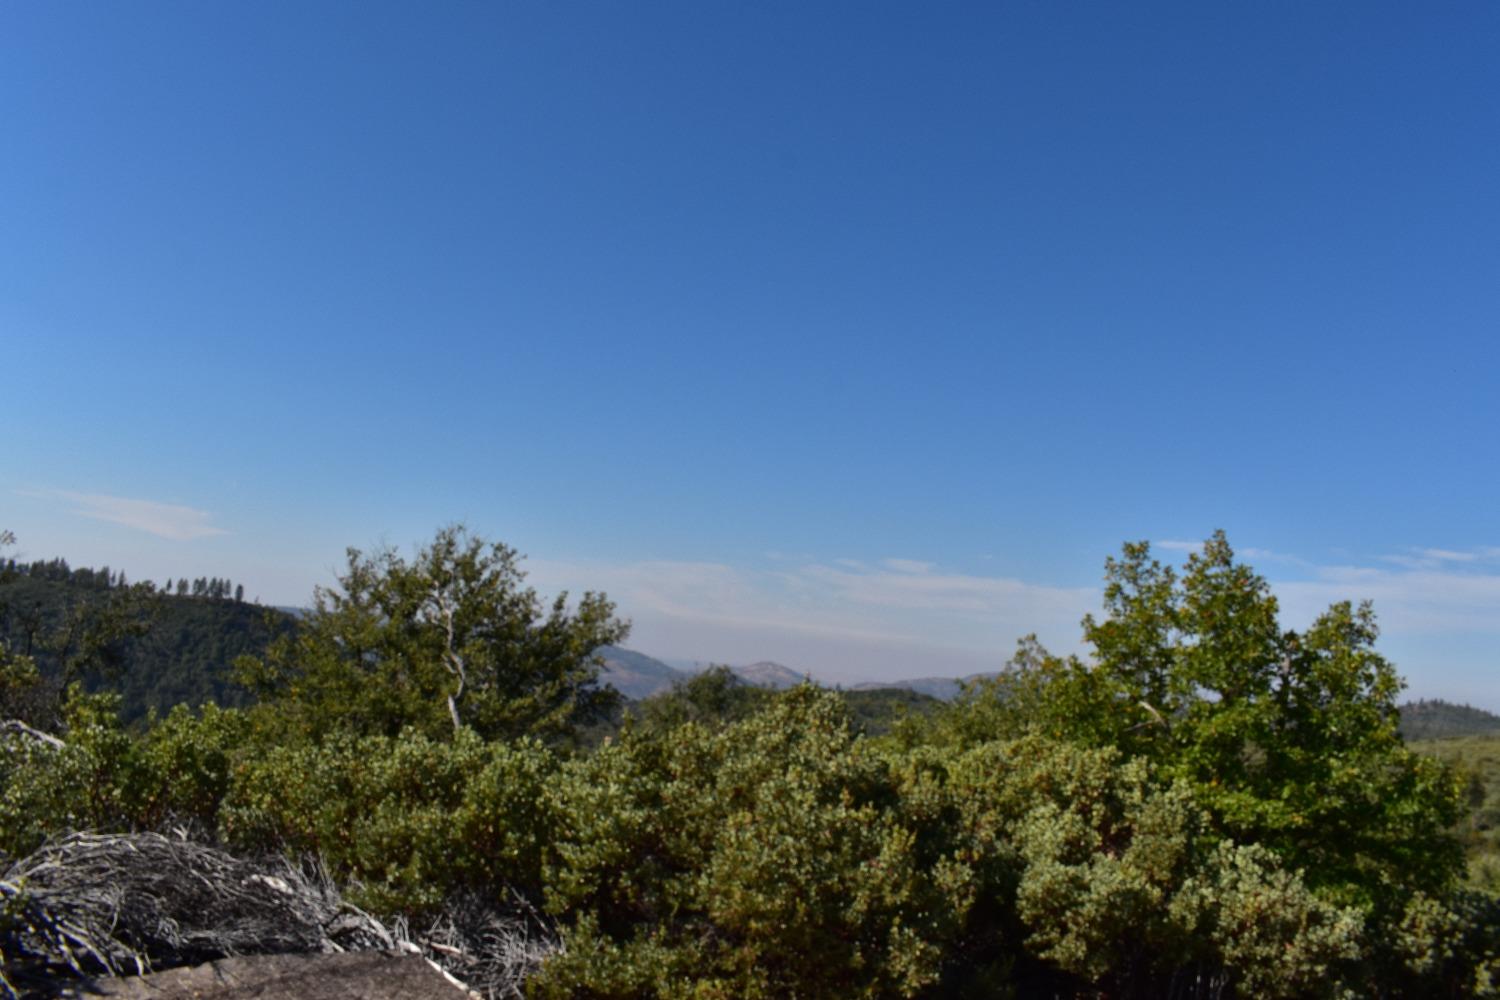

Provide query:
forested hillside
left=4, top=528, right=1500, bottom=997
left=0, top=558, right=295, bottom=723
left=1401, top=699, right=1500, bottom=741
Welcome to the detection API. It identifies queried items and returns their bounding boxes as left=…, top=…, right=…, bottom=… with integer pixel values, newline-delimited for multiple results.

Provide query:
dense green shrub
left=535, top=686, right=968, bottom=999
left=0, top=690, right=143, bottom=856
left=926, top=535, right=1466, bottom=915
left=220, top=727, right=559, bottom=915
left=0, top=693, right=248, bottom=857
left=938, top=736, right=1369, bottom=998
left=134, top=702, right=249, bottom=831
left=625, top=665, right=773, bottom=735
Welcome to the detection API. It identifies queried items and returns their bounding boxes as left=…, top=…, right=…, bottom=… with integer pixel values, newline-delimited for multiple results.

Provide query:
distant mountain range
left=594, top=646, right=689, bottom=700
left=16, top=561, right=1500, bottom=735
left=594, top=647, right=991, bottom=702
left=594, top=649, right=814, bottom=700
left=733, top=661, right=809, bottom=689
left=596, top=650, right=1500, bottom=743
left=12, top=560, right=1490, bottom=732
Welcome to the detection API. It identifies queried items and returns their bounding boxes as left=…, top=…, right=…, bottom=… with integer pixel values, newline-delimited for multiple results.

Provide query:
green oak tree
left=953, top=533, right=1463, bottom=911
left=236, top=525, right=627, bottom=744
left=1082, top=533, right=1462, bottom=906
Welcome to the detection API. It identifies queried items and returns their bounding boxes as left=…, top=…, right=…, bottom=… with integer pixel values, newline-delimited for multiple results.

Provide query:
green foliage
left=938, top=735, right=1367, bottom=998
left=919, top=635, right=1121, bottom=751
left=0, top=644, right=40, bottom=721
left=840, top=687, right=943, bottom=738
left=958, top=741, right=1202, bottom=984
left=535, top=686, right=966, bottom=999
left=236, top=525, right=626, bottom=744
left=221, top=728, right=559, bottom=915
left=134, top=702, right=250, bottom=831
left=1411, top=734, right=1500, bottom=893
left=0, top=570, right=292, bottom=725
left=0, top=690, right=248, bottom=858
left=0, top=688, right=141, bottom=856
left=113, top=596, right=291, bottom=718
left=624, top=665, right=773, bottom=735
left=938, top=533, right=1464, bottom=910
left=1390, top=890, right=1500, bottom=996
left=1170, top=842, right=1363, bottom=998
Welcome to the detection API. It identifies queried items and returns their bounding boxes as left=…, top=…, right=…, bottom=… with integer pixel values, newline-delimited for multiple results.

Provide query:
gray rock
left=77, top=951, right=472, bottom=1000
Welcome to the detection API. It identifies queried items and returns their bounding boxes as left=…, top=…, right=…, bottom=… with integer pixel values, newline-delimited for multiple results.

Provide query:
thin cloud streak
left=18, top=489, right=228, bottom=541
left=526, top=554, right=1100, bottom=682
left=882, top=558, right=936, bottom=574
left=529, top=540, right=1500, bottom=689
left=1156, top=539, right=1308, bottom=568
left=1379, top=545, right=1500, bottom=571
left=1276, top=567, right=1500, bottom=636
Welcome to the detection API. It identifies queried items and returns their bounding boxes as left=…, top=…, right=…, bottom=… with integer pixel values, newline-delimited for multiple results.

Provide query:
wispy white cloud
left=18, top=489, right=227, bottom=541
left=1155, top=539, right=1307, bottom=567
left=1379, top=554, right=1435, bottom=570
left=1276, top=565, right=1500, bottom=636
left=1238, top=546, right=1312, bottom=567
left=526, top=554, right=1098, bottom=682
left=528, top=540, right=1500, bottom=693
left=796, top=562, right=1093, bottom=622
left=1379, top=546, right=1500, bottom=571
left=1139, top=541, right=1500, bottom=636
left=1420, top=548, right=1480, bottom=563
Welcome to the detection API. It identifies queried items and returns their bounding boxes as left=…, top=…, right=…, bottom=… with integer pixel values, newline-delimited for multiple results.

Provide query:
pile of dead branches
left=393, top=892, right=559, bottom=1000
left=0, top=831, right=391, bottom=996
left=0, top=831, right=558, bottom=999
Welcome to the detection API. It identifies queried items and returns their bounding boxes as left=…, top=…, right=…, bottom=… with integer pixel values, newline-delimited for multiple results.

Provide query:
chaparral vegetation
left=3, top=526, right=1499, bottom=997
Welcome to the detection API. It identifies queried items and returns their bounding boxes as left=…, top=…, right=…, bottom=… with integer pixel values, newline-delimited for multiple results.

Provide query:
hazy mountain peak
left=595, top=645, right=687, bottom=700
left=732, top=661, right=808, bottom=689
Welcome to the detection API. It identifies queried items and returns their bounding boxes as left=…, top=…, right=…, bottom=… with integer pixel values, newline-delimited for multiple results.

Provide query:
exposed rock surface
left=73, top=951, right=472, bottom=1000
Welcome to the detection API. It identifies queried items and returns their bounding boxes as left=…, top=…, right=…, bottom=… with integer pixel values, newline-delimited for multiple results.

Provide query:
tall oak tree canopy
left=961, top=532, right=1463, bottom=909
left=236, top=526, right=627, bottom=743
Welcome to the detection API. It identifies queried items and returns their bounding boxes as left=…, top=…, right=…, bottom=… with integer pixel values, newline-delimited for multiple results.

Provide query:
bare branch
left=1, top=718, right=66, bottom=750
left=430, top=585, right=468, bottom=732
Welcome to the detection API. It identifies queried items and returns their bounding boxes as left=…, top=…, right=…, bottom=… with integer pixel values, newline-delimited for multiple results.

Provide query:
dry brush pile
left=0, top=831, right=555, bottom=999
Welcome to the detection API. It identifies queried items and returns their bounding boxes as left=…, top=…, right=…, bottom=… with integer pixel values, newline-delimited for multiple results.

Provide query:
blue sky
left=5, top=3, right=1500, bottom=703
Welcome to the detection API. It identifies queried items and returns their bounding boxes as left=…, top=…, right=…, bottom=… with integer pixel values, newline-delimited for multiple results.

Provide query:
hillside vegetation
left=0, top=560, right=295, bottom=726
left=1410, top=733, right=1500, bottom=893
left=1402, top=700, right=1500, bottom=742
left=4, top=527, right=1499, bottom=998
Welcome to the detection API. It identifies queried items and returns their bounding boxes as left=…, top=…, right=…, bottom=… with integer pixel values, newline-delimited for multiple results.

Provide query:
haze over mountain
left=595, top=647, right=688, bottom=701
left=731, top=661, right=808, bottom=690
